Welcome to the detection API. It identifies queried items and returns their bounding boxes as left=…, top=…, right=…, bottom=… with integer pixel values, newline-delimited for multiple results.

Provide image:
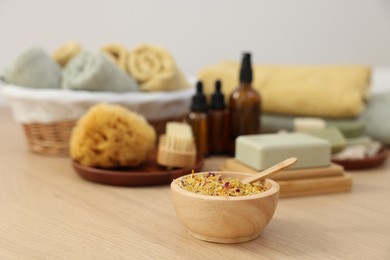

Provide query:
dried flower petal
left=177, top=172, right=268, bottom=197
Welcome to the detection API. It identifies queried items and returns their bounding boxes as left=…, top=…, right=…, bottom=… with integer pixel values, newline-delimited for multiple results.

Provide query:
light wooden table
left=0, top=108, right=389, bottom=259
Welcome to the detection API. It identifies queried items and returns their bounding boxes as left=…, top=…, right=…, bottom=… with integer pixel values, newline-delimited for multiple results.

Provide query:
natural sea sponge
left=70, top=103, right=156, bottom=168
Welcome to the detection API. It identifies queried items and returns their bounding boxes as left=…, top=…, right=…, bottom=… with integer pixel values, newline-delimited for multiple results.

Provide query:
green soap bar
left=346, top=136, right=372, bottom=146
left=236, top=133, right=331, bottom=171
left=261, top=114, right=295, bottom=133
left=325, top=120, right=365, bottom=138
left=306, top=127, right=347, bottom=154
left=261, top=113, right=365, bottom=138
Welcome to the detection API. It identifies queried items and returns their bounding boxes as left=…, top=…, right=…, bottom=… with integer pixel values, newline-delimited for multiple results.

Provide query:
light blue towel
left=61, top=50, right=138, bottom=92
left=3, top=47, right=61, bottom=88
left=361, top=91, right=390, bottom=145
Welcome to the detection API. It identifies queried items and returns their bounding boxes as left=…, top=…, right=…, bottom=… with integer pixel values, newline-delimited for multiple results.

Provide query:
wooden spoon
left=241, top=157, right=298, bottom=184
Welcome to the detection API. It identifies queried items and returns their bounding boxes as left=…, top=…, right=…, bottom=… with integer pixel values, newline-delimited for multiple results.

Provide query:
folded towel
left=0, top=68, right=10, bottom=82
left=262, top=113, right=365, bottom=138
left=361, top=91, right=390, bottom=145
left=52, top=41, right=82, bottom=67
left=4, top=47, right=61, bottom=89
left=62, top=50, right=138, bottom=92
left=305, top=127, right=347, bottom=154
left=199, top=62, right=371, bottom=118
left=101, top=43, right=128, bottom=71
left=127, top=43, right=190, bottom=91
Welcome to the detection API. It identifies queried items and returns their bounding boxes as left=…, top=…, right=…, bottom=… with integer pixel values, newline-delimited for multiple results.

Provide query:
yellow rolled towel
left=127, top=43, right=190, bottom=91
left=52, top=41, right=82, bottom=67
left=101, top=43, right=129, bottom=71
left=199, top=62, right=371, bottom=118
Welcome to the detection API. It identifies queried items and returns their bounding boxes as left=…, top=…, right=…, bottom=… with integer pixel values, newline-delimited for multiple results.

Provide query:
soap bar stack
left=219, top=132, right=352, bottom=198
left=290, top=118, right=386, bottom=170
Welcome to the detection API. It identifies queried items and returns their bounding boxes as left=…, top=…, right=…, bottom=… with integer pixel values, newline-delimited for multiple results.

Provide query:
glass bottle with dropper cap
left=209, top=80, right=228, bottom=155
left=188, top=81, right=209, bottom=157
left=228, top=52, right=261, bottom=153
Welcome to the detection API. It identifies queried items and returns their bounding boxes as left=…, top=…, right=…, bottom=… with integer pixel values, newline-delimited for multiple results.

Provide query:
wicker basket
left=22, top=120, right=76, bottom=156
left=21, top=115, right=187, bottom=157
left=2, top=84, right=194, bottom=157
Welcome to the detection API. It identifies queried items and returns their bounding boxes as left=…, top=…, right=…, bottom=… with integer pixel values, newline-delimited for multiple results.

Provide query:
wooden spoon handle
left=241, top=157, right=298, bottom=184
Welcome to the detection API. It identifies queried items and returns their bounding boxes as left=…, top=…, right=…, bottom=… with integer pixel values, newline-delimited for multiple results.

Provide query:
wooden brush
left=157, top=122, right=197, bottom=168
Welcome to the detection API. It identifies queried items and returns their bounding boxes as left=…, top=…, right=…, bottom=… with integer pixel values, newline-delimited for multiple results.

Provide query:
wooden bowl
left=170, top=171, right=280, bottom=243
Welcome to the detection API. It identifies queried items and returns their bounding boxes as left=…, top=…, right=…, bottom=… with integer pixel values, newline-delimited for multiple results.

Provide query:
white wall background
left=1, top=0, right=390, bottom=104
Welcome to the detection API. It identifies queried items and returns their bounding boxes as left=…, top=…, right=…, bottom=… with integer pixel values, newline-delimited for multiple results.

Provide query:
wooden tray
left=72, top=157, right=204, bottom=186
left=332, top=147, right=388, bottom=170
left=219, top=161, right=352, bottom=198
left=224, top=158, right=344, bottom=181
left=277, top=174, right=352, bottom=198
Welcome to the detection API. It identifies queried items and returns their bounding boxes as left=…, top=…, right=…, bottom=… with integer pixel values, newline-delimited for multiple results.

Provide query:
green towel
left=361, top=91, right=390, bottom=145
left=262, top=113, right=365, bottom=138
left=3, top=47, right=61, bottom=88
left=62, top=50, right=138, bottom=92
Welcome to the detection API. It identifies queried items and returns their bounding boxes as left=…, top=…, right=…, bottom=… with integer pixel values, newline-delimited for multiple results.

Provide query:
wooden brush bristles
left=157, top=122, right=197, bottom=168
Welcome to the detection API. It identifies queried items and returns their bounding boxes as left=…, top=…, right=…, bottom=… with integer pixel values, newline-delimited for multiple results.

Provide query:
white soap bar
left=294, top=117, right=326, bottom=132
left=236, top=133, right=331, bottom=170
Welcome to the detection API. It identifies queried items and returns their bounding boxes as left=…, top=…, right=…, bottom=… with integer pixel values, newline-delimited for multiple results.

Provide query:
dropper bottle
left=228, top=52, right=261, bottom=153
left=188, top=81, right=209, bottom=157
left=209, top=80, right=228, bottom=155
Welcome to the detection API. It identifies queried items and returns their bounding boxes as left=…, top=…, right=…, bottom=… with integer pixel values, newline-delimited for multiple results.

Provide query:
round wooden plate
left=332, top=147, right=388, bottom=170
left=72, top=157, right=204, bottom=186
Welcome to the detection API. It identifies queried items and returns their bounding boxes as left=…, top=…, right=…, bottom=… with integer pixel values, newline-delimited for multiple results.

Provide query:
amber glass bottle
left=188, top=81, right=209, bottom=157
left=228, top=53, right=261, bottom=153
left=208, top=80, right=228, bottom=155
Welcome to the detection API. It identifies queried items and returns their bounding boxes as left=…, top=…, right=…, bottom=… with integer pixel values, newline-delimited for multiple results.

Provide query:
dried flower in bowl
left=171, top=171, right=280, bottom=243
left=177, top=171, right=268, bottom=197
